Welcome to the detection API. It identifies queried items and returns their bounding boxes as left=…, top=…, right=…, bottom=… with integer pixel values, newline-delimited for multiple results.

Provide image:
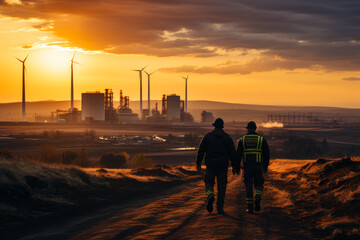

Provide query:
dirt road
left=20, top=171, right=314, bottom=240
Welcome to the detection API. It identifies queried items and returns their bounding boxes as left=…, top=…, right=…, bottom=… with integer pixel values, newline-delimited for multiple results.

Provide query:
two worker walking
left=196, top=118, right=270, bottom=214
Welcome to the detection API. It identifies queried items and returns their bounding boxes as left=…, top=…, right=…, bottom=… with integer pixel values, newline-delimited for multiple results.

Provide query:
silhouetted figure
left=197, top=118, right=237, bottom=214
left=236, top=121, right=270, bottom=213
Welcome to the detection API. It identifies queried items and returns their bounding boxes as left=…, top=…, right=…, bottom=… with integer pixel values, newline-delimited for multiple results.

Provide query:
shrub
left=63, top=151, right=78, bottom=165
left=128, top=153, right=153, bottom=169
left=100, top=152, right=129, bottom=168
left=40, top=144, right=62, bottom=164
left=73, top=148, right=92, bottom=167
left=0, top=148, right=16, bottom=160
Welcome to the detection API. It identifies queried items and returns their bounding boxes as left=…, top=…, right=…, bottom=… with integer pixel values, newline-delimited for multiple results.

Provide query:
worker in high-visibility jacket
left=236, top=121, right=270, bottom=213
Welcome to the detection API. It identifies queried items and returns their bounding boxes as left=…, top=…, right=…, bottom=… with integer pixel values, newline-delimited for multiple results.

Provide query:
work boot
left=206, top=195, right=215, bottom=213
left=255, top=198, right=261, bottom=212
left=246, top=205, right=254, bottom=214
left=217, top=205, right=224, bottom=215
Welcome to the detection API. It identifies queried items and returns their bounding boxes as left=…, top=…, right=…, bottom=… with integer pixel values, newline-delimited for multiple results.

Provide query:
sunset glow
left=0, top=1, right=359, bottom=107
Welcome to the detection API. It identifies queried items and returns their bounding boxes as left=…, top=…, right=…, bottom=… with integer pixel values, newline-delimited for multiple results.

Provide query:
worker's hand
left=196, top=164, right=202, bottom=171
left=240, top=161, right=244, bottom=169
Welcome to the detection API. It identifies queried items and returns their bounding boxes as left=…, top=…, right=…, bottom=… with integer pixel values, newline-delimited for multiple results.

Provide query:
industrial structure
left=267, top=112, right=338, bottom=127
left=166, top=94, right=181, bottom=121
left=104, top=89, right=117, bottom=122
left=16, top=54, right=29, bottom=121
left=201, top=110, right=214, bottom=122
left=117, top=90, right=139, bottom=123
left=81, top=92, right=105, bottom=121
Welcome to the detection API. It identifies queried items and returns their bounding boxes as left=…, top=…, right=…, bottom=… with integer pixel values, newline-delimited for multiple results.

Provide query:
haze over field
left=1, top=100, right=360, bottom=122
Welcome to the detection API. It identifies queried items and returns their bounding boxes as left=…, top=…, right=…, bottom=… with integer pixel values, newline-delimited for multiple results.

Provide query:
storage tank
left=81, top=92, right=105, bottom=121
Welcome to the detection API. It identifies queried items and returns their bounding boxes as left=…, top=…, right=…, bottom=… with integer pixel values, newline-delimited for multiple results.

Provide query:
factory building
left=146, top=94, right=193, bottom=122
left=81, top=92, right=105, bottom=121
left=201, top=110, right=214, bottom=122
left=166, top=94, right=181, bottom=121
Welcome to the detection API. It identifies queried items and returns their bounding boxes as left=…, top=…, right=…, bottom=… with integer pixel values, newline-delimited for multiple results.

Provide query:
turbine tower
left=70, top=52, right=79, bottom=111
left=16, top=54, right=29, bottom=121
left=145, top=71, right=155, bottom=116
left=182, top=75, right=189, bottom=112
left=134, top=66, right=146, bottom=119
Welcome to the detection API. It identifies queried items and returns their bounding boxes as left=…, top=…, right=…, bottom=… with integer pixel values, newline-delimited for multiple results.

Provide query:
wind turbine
left=182, top=75, right=189, bottom=112
left=133, top=66, right=146, bottom=119
left=145, top=71, right=155, bottom=116
left=15, top=54, right=29, bottom=121
left=70, top=52, right=79, bottom=111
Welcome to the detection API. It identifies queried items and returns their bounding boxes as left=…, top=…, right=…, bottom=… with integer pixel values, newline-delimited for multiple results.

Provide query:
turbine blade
left=15, top=57, right=23, bottom=62
left=141, top=66, right=146, bottom=71
left=144, top=70, right=149, bottom=75
left=72, top=52, right=76, bottom=61
left=73, top=61, right=80, bottom=64
left=24, top=53, right=29, bottom=62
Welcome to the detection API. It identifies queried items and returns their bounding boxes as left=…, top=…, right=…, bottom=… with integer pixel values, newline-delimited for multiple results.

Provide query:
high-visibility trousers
left=243, top=164, right=264, bottom=205
left=204, top=167, right=228, bottom=209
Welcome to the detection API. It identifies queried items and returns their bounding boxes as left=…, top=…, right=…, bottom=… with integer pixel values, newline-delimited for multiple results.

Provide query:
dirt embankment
left=0, top=160, right=201, bottom=239
left=269, top=158, right=360, bottom=240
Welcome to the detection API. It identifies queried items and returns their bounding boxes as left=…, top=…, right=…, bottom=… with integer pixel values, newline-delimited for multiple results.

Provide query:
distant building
left=201, top=110, right=214, bottom=122
left=167, top=94, right=181, bottom=122
left=81, top=92, right=105, bottom=121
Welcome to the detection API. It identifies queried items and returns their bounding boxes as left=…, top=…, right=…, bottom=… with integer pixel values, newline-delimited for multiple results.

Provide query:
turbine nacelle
left=145, top=70, right=155, bottom=76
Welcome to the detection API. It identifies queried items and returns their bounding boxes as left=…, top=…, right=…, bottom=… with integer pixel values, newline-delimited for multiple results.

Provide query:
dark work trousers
left=243, top=164, right=264, bottom=206
left=204, top=167, right=228, bottom=209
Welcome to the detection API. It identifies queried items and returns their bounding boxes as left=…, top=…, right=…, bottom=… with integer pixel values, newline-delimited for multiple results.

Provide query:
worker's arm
left=196, top=135, right=207, bottom=169
left=262, top=138, right=270, bottom=172
left=227, top=137, right=237, bottom=169
left=236, top=138, right=244, bottom=170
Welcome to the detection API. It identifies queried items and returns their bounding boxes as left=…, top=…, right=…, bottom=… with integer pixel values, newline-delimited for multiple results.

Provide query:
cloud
left=159, top=57, right=312, bottom=75
left=0, top=0, right=359, bottom=71
left=343, top=77, right=360, bottom=81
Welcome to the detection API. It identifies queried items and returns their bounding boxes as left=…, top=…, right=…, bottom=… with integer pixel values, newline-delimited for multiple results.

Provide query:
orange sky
left=0, top=0, right=359, bottom=108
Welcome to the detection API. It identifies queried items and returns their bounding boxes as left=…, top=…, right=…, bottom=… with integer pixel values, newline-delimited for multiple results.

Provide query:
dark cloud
left=0, top=0, right=359, bottom=72
left=343, top=77, right=360, bottom=81
left=159, top=57, right=312, bottom=75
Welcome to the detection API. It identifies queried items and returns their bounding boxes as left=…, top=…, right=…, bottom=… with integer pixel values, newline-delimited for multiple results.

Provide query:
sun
left=34, top=48, right=78, bottom=75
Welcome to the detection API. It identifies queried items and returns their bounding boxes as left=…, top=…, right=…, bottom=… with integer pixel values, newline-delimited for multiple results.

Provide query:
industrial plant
left=19, top=55, right=204, bottom=124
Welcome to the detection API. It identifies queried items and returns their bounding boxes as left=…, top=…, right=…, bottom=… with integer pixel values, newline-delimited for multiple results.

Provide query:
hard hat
left=246, top=121, right=257, bottom=130
left=212, top=118, right=224, bottom=129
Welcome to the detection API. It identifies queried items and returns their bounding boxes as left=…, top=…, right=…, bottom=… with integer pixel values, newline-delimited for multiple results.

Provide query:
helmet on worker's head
left=246, top=121, right=257, bottom=130
left=212, top=118, right=224, bottom=129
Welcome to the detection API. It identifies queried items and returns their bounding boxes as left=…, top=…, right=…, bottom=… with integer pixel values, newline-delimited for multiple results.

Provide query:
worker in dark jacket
left=197, top=118, right=237, bottom=214
left=236, top=121, right=270, bottom=213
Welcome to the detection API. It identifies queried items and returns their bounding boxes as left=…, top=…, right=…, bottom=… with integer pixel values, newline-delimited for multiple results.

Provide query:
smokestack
left=120, top=90, right=123, bottom=109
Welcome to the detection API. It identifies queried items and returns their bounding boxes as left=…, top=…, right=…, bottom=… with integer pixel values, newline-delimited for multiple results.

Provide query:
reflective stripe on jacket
left=241, top=134, right=264, bottom=163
